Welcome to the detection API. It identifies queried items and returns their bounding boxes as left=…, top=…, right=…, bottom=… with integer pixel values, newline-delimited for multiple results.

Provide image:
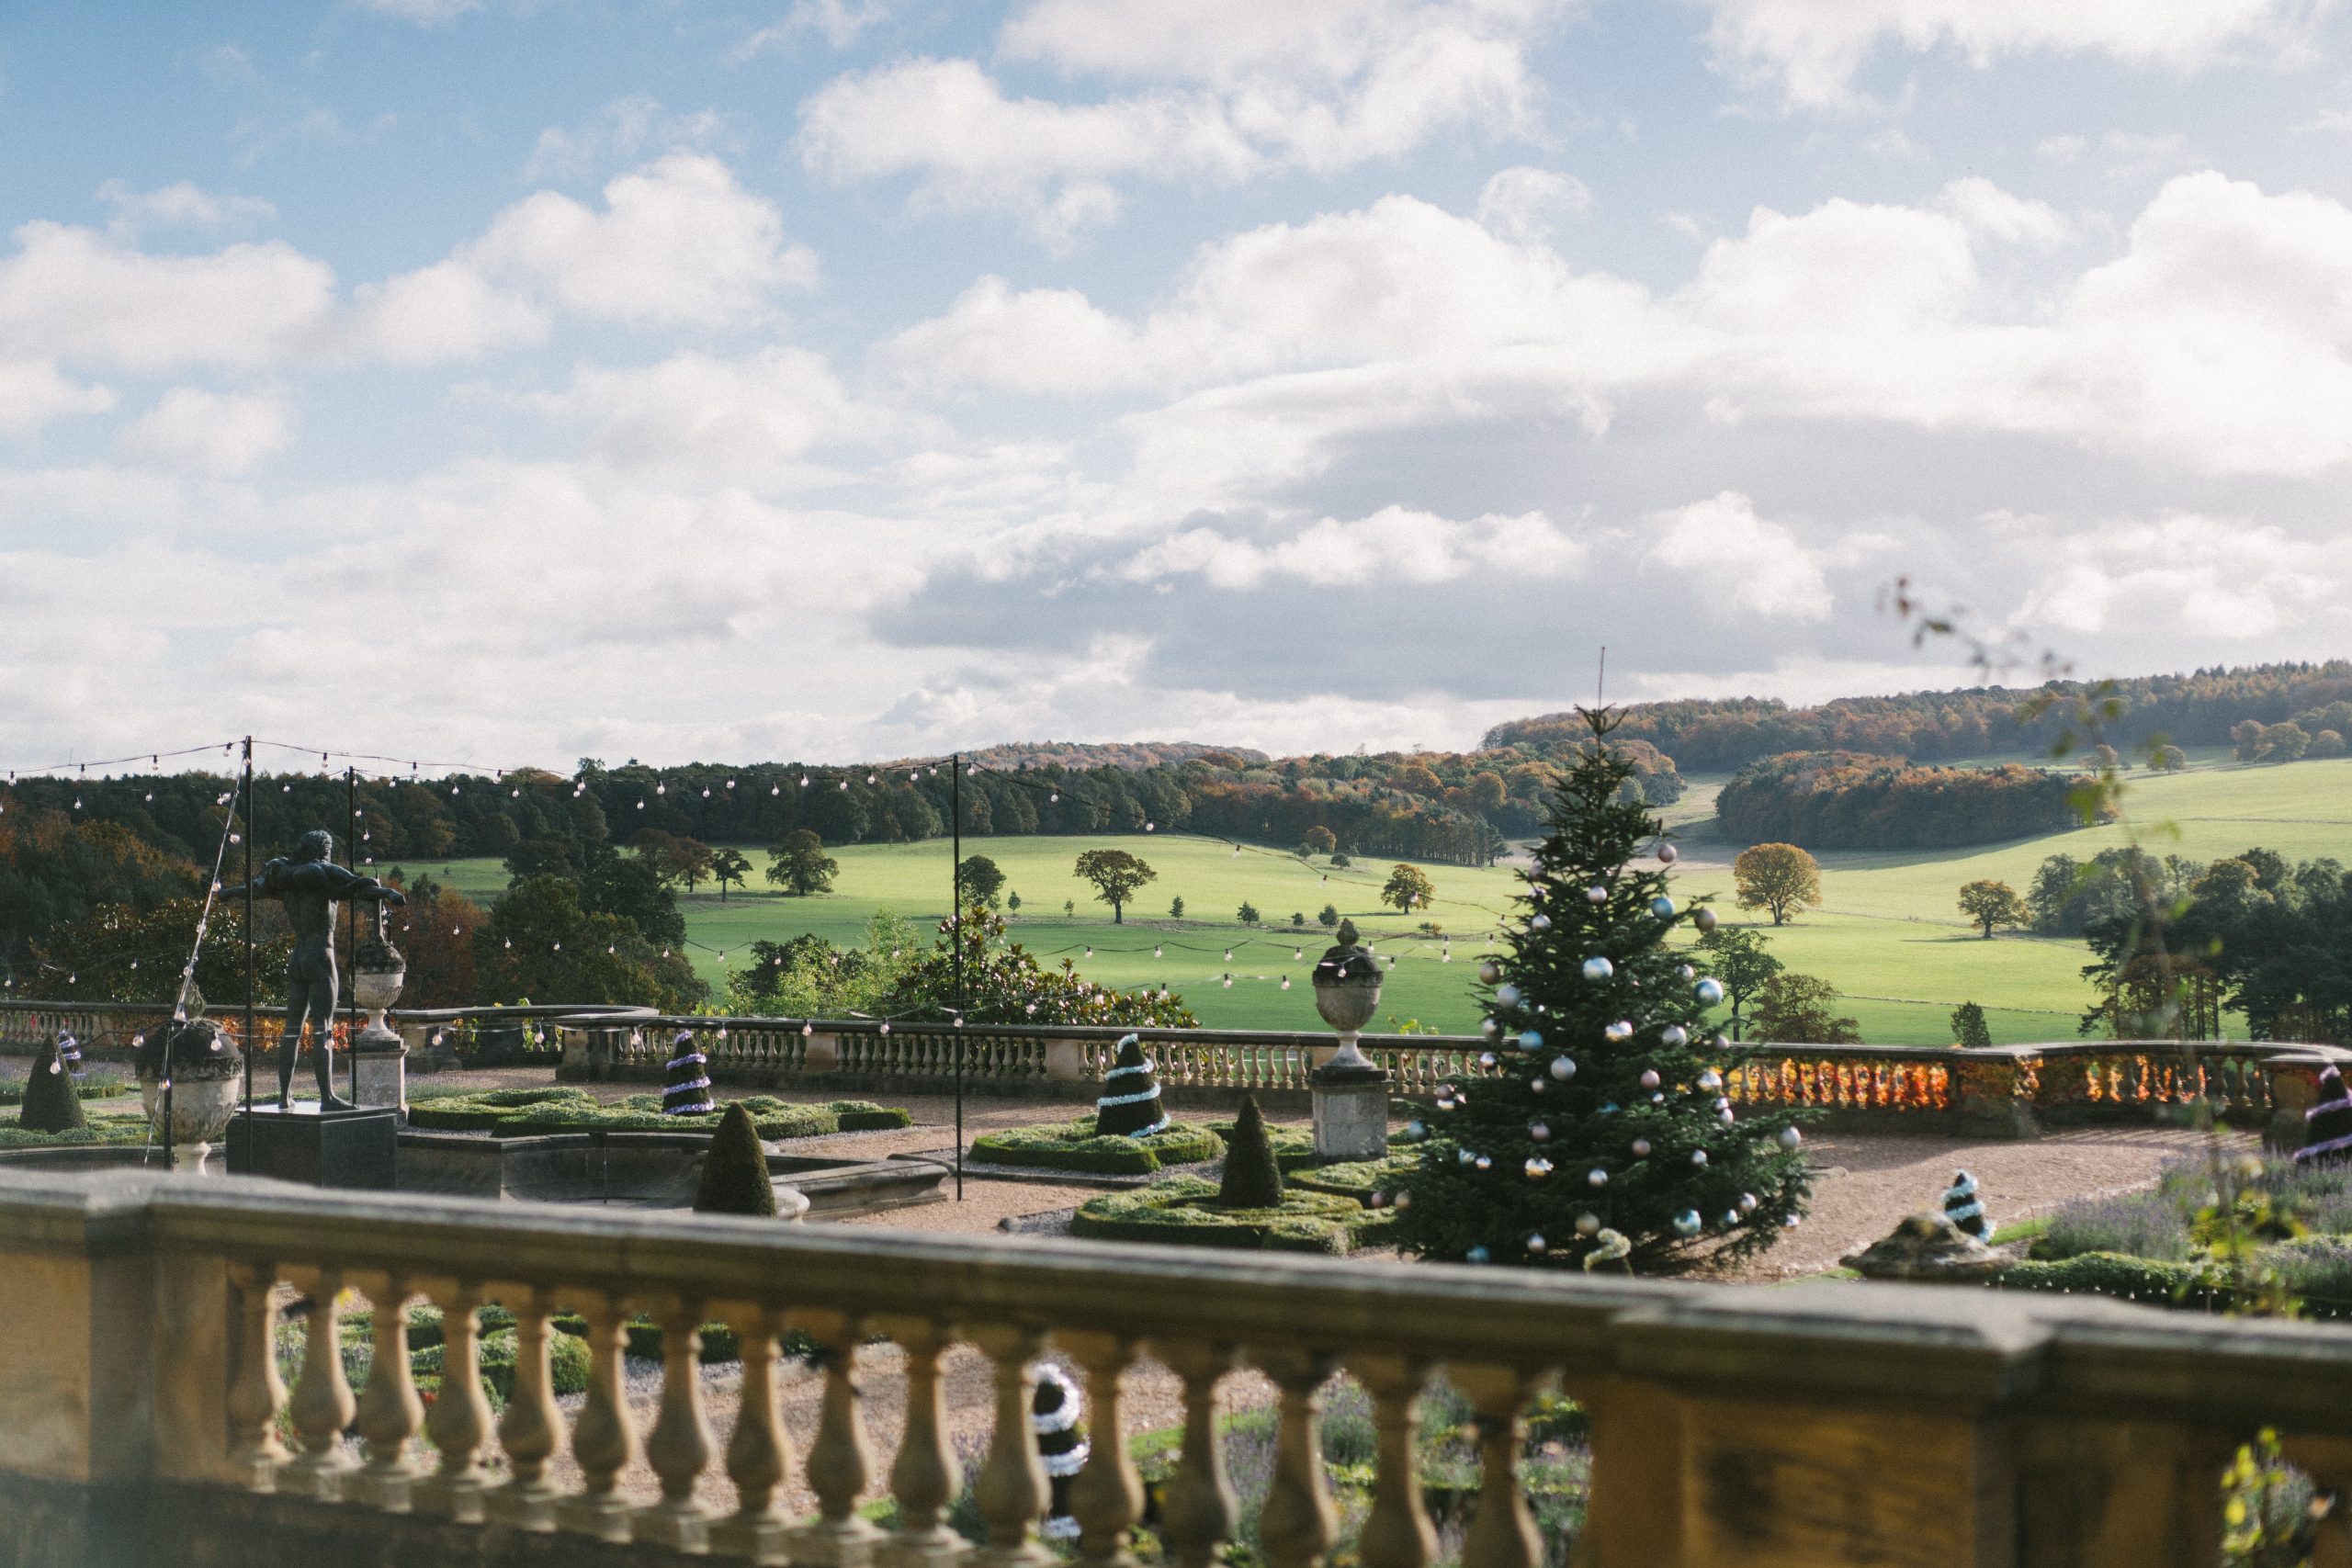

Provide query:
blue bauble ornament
left=1520, top=1029, right=1544, bottom=1051
left=1673, top=1211, right=1702, bottom=1236
left=1649, top=896, right=1676, bottom=919
left=1404, top=1120, right=1428, bottom=1140
left=1582, top=956, right=1614, bottom=982
left=1694, top=977, right=1725, bottom=1007
left=1466, top=1246, right=1491, bottom=1264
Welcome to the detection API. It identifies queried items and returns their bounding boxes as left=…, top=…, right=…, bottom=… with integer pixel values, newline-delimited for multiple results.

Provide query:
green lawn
left=403, top=754, right=2352, bottom=1043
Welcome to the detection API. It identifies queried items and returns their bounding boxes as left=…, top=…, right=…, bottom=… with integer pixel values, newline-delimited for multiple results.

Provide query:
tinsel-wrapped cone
left=1092, top=1033, right=1169, bottom=1137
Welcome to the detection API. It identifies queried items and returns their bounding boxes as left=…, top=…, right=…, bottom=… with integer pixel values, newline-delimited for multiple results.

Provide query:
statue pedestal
left=226, top=1104, right=398, bottom=1190
left=350, top=1041, right=407, bottom=1119
left=1310, top=1063, right=1390, bottom=1163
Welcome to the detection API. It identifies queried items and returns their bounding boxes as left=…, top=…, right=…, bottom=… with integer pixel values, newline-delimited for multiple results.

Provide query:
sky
left=5, top=0, right=2352, bottom=772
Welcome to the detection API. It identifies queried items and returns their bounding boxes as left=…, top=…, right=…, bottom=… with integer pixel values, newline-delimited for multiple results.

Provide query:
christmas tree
left=661, top=1031, right=717, bottom=1116
left=1391, top=711, right=1812, bottom=1271
left=18, top=1037, right=85, bottom=1134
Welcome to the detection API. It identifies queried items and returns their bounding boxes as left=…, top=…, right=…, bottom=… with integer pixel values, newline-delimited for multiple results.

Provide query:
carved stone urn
left=1309, top=919, right=1384, bottom=1072
left=352, top=903, right=406, bottom=1050
left=138, top=1015, right=243, bottom=1173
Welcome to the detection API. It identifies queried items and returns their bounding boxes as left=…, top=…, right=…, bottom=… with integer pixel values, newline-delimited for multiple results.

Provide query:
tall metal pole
left=345, top=764, right=357, bottom=1103
left=951, top=754, right=964, bottom=1201
left=242, top=738, right=254, bottom=1122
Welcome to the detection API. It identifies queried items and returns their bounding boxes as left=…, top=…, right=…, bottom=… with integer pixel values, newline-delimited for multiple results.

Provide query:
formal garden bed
left=404, top=1085, right=909, bottom=1140
left=1070, top=1173, right=1395, bottom=1254
left=1987, top=1151, right=2352, bottom=1319
left=968, top=1117, right=1223, bottom=1176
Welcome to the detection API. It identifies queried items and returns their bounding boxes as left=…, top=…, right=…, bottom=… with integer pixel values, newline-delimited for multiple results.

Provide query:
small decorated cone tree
left=662, top=1031, right=717, bottom=1116
left=1941, top=1170, right=1987, bottom=1238
left=695, top=1102, right=778, bottom=1216
left=1032, top=1364, right=1090, bottom=1541
left=1393, top=709, right=1812, bottom=1270
left=1216, top=1093, right=1284, bottom=1209
left=18, top=1036, right=85, bottom=1134
left=1092, top=1033, right=1170, bottom=1137
left=2298, top=1066, right=2352, bottom=1167
left=55, top=1030, right=83, bottom=1081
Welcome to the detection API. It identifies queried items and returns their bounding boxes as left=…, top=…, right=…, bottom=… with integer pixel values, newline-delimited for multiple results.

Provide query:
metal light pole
left=345, top=764, right=357, bottom=1104
left=951, top=753, right=964, bottom=1201
left=242, top=738, right=254, bottom=1122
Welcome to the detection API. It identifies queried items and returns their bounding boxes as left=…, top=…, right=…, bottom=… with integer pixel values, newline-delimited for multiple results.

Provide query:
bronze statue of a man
left=222, top=829, right=405, bottom=1111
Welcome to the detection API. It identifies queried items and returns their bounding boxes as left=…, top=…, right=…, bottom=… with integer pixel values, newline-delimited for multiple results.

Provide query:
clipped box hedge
left=0, top=1110, right=153, bottom=1150
left=1072, top=1173, right=1394, bottom=1255
left=1991, top=1251, right=2218, bottom=1312
left=970, top=1118, right=1223, bottom=1176
left=406, top=1088, right=909, bottom=1141
left=1288, top=1154, right=1418, bottom=1203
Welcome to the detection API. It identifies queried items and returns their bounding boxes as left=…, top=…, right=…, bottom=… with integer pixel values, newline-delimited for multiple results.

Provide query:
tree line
left=1487, top=660, right=2352, bottom=771
left=1715, top=751, right=2085, bottom=850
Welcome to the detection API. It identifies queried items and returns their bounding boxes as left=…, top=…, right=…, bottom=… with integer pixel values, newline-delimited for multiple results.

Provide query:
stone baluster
left=969, top=1325, right=1053, bottom=1568
left=881, top=1316, right=967, bottom=1568
left=639, top=1296, right=718, bottom=1551
left=560, top=1292, right=644, bottom=1541
left=225, top=1261, right=288, bottom=1491
left=349, top=1273, right=425, bottom=1510
left=715, top=1304, right=795, bottom=1562
left=491, top=1286, right=566, bottom=1530
left=1454, top=1366, right=1541, bottom=1568
left=280, top=1268, right=358, bottom=1499
left=1352, top=1356, right=1436, bottom=1568
left=1156, top=1343, right=1238, bottom=1568
left=416, top=1283, right=497, bottom=1522
left=1062, top=1333, right=1145, bottom=1568
left=797, top=1311, right=882, bottom=1567
left=1258, top=1352, right=1339, bottom=1568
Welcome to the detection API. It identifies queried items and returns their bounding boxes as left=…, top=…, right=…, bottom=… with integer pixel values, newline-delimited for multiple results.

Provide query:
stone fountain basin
left=395, top=1128, right=945, bottom=1218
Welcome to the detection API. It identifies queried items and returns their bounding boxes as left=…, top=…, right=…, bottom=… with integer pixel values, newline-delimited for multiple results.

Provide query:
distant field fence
left=3, top=998, right=2341, bottom=1140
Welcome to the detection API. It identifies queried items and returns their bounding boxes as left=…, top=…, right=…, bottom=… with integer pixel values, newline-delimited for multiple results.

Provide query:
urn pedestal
left=1309, top=919, right=1392, bottom=1163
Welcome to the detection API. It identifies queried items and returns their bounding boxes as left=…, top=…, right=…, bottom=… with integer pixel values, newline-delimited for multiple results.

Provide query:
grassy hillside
left=405, top=755, right=2352, bottom=1044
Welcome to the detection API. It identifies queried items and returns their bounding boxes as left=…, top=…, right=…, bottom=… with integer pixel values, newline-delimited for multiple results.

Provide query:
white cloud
left=355, top=0, right=479, bottom=23
left=1116, top=506, right=1584, bottom=589
left=734, top=0, right=890, bottom=57
left=797, top=1, right=1562, bottom=239
left=522, top=96, right=734, bottom=183
left=1646, top=491, right=1832, bottom=621
left=118, top=388, right=293, bottom=475
left=0, top=221, right=334, bottom=374
left=343, top=153, right=815, bottom=362
left=2008, top=514, right=2335, bottom=639
left=0, top=361, right=115, bottom=437
left=96, top=181, right=277, bottom=240
left=526, top=346, right=907, bottom=483
left=1695, top=0, right=2328, bottom=108
left=1476, top=165, right=1592, bottom=243
left=1930, top=175, right=2074, bottom=247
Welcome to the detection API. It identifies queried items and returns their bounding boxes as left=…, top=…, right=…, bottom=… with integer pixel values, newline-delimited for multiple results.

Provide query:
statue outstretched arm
left=318, top=862, right=407, bottom=906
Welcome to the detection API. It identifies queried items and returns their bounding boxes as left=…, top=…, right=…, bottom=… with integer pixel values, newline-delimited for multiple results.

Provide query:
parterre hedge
left=969, top=1118, right=1223, bottom=1176
left=405, top=1089, right=908, bottom=1141
left=1073, top=1174, right=1396, bottom=1254
left=1289, top=1154, right=1418, bottom=1202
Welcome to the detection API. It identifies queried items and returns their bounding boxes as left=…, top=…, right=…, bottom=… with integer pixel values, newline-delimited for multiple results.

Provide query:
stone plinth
left=1310, top=1063, right=1389, bottom=1162
left=349, top=1046, right=406, bottom=1118
left=226, top=1105, right=398, bottom=1190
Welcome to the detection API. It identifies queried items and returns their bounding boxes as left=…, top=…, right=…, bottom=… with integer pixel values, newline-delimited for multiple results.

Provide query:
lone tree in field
left=958, top=854, right=1007, bottom=909
left=1381, top=863, right=1436, bottom=914
left=708, top=847, right=752, bottom=902
left=1748, top=973, right=1860, bottom=1043
left=1950, top=1001, right=1994, bottom=1048
left=1299, top=826, right=1338, bottom=856
left=1733, top=842, right=1821, bottom=925
left=1957, top=878, right=2029, bottom=939
left=1695, top=926, right=1783, bottom=1043
left=766, top=829, right=839, bottom=896
left=1391, top=710, right=1811, bottom=1272
left=1074, top=849, right=1156, bottom=924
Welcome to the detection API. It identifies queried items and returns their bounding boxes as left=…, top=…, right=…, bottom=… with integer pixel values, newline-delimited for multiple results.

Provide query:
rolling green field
left=407, top=755, right=2352, bottom=1044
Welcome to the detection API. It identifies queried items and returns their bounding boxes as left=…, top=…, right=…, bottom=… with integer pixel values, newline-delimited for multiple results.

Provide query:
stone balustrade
left=6, top=998, right=2344, bottom=1142
left=6, top=1164, right=2352, bottom=1566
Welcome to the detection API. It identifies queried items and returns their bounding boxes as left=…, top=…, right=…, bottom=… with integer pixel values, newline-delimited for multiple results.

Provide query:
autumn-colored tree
left=386, top=884, right=486, bottom=1009
left=1733, top=843, right=1821, bottom=925
left=1380, top=863, right=1436, bottom=913
left=1747, top=973, right=1860, bottom=1043
left=1073, top=849, right=1156, bottom=924
left=1956, top=879, right=2029, bottom=939
left=1298, top=825, right=1337, bottom=856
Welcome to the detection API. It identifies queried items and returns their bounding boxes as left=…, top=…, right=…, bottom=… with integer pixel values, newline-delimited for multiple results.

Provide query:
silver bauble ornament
left=1396, top=1191, right=1413, bottom=1211
left=1690, top=1149, right=1708, bottom=1167
left=1524, top=1157, right=1552, bottom=1179
left=1661, top=1024, right=1690, bottom=1048
left=1585, top=885, right=1607, bottom=904
left=1697, top=1068, right=1723, bottom=1091
left=1693, top=907, right=1718, bottom=933
left=1478, top=1052, right=1498, bottom=1069
left=1475, top=1155, right=1492, bottom=1171
left=1495, top=982, right=1521, bottom=1007
left=1457, top=1148, right=1476, bottom=1166
left=1587, top=1168, right=1609, bottom=1187
left=1549, top=1055, right=1577, bottom=1081
left=1405, top=1119, right=1428, bottom=1140
left=1738, top=1192, right=1759, bottom=1213
left=1530, top=913, right=1552, bottom=931
left=1694, top=977, right=1725, bottom=1008
left=1723, top=1210, right=1741, bottom=1227
left=1526, top=1234, right=1547, bottom=1255
left=1676, top=964, right=1696, bottom=982
left=1575, top=1212, right=1601, bottom=1237
left=1718, top=1109, right=1736, bottom=1126
left=1673, top=1210, right=1701, bottom=1235
left=1605, top=1020, right=1633, bottom=1042
left=1657, top=843, right=1678, bottom=863
left=1529, top=1121, right=1551, bottom=1142
left=1481, top=1016, right=1501, bottom=1038
left=1367, top=1190, right=1387, bottom=1209
left=1477, top=960, right=1502, bottom=985
left=1778, top=1126, right=1804, bottom=1151
left=1639, top=1069, right=1660, bottom=1089
left=1581, top=956, right=1614, bottom=982
left=1632, top=1137, right=1652, bottom=1157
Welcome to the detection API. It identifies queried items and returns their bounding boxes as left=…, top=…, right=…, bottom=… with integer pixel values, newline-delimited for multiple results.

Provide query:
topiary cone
left=1216, top=1094, right=1283, bottom=1210
left=18, top=1038, right=85, bottom=1134
left=694, top=1102, right=778, bottom=1216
